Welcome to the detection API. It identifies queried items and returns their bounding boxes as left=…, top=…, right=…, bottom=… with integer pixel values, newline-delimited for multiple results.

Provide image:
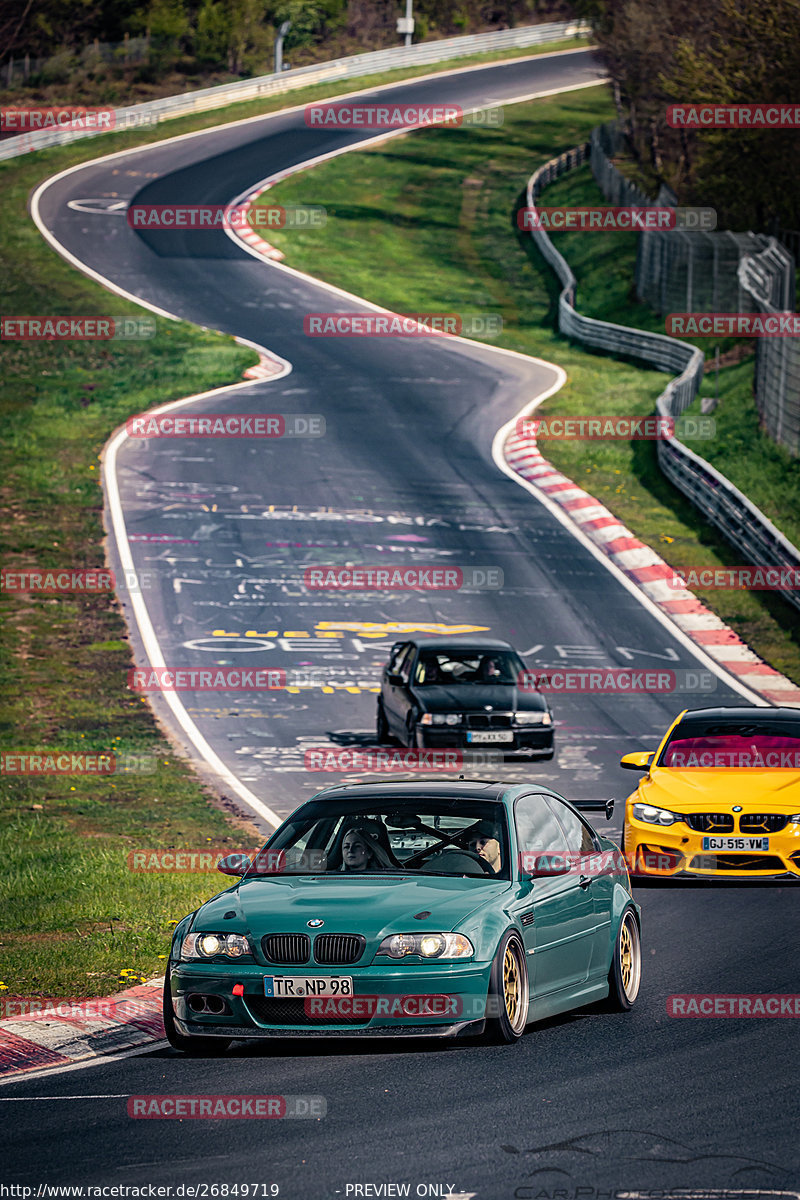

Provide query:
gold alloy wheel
left=619, top=912, right=641, bottom=1002
left=502, top=938, right=529, bottom=1033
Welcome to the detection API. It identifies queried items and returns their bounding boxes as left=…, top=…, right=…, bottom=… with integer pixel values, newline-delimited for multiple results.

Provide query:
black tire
left=604, top=907, right=642, bottom=1011
left=163, top=972, right=232, bottom=1054
left=483, top=930, right=529, bottom=1044
left=376, top=700, right=391, bottom=744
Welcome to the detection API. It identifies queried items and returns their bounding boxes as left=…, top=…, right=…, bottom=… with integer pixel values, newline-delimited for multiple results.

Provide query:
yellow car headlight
left=632, top=802, right=684, bottom=827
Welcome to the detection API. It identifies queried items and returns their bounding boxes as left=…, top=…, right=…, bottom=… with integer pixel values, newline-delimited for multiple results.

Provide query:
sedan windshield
left=414, top=650, right=522, bottom=686
left=247, top=797, right=511, bottom=880
left=658, top=720, right=800, bottom=769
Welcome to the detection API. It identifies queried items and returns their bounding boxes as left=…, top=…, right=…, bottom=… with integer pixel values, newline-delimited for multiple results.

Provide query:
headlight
left=377, top=932, right=473, bottom=959
left=789, top=814, right=800, bottom=823
left=419, top=713, right=460, bottom=725
left=180, top=932, right=251, bottom=960
left=632, top=802, right=684, bottom=827
left=514, top=711, right=551, bottom=725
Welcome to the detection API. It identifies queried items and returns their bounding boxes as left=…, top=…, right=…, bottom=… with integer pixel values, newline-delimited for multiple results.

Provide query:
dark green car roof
left=400, top=636, right=515, bottom=652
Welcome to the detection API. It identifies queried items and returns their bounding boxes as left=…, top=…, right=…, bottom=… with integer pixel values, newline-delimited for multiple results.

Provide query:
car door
left=511, top=793, right=596, bottom=996
left=382, top=642, right=416, bottom=736
left=547, top=797, right=612, bottom=982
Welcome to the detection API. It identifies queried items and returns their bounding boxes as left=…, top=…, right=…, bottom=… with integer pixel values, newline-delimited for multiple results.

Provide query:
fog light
left=638, top=844, right=681, bottom=873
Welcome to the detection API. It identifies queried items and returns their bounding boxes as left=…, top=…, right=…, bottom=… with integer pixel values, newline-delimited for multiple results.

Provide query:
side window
left=549, top=799, right=596, bottom=855
left=396, top=644, right=415, bottom=683
left=388, top=642, right=410, bottom=671
left=514, top=794, right=568, bottom=860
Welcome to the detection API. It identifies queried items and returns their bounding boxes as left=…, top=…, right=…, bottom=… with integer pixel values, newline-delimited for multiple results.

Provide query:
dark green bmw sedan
left=164, top=781, right=641, bottom=1052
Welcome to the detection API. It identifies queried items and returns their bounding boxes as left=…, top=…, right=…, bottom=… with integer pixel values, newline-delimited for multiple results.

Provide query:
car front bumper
left=168, top=960, right=495, bottom=1038
left=624, top=812, right=800, bottom=879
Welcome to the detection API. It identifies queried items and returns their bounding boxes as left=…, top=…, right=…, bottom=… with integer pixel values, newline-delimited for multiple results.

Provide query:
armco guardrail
left=525, top=143, right=800, bottom=614
left=0, top=21, right=589, bottom=162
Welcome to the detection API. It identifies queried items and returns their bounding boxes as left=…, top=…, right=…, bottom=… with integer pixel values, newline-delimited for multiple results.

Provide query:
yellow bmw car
left=620, top=706, right=800, bottom=879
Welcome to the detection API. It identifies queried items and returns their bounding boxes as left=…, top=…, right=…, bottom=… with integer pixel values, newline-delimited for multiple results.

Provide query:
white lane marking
left=104, top=406, right=286, bottom=829
left=28, top=69, right=605, bottom=830
left=0, top=1041, right=169, bottom=1088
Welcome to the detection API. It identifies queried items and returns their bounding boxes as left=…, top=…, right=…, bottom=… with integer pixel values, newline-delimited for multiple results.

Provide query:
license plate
left=264, top=975, right=352, bottom=998
left=701, top=836, right=769, bottom=852
left=466, top=731, right=514, bottom=744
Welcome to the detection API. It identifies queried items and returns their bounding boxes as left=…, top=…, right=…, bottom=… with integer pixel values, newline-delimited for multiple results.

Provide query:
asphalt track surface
left=9, top=48, right=798, bottom=1196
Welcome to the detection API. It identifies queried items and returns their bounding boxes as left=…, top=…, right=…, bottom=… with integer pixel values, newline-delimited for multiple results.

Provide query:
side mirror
left=520, top=852, right=571, bottom=878
left=620, top=751, right=655, bottom=771
left=217, top=853, right=251, bottom=876
left=387, top=672, right=404, bottom=686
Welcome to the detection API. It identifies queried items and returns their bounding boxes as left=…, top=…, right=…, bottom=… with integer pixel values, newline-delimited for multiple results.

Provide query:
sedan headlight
left=789, top=814, right=800, bottom=824
left=377, top=932, right=473, bottom=959
left=419, top=713, right=461, bottom=725
left=632, top=802, right=684, bottom=827
left=514, top=711, right=551, bottom=725
left=180, top=932, right=251, bottom=960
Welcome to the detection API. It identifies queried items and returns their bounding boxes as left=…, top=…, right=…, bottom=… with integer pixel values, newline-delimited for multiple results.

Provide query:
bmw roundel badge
left=307, top=918, right=324, bottom=928
left=732, top=805, right=742, bottom=812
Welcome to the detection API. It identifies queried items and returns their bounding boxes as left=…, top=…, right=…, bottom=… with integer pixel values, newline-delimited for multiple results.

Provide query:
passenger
left=340, top=826, right=393, bottom=872
left=481, top=657, right=502, bottom=680
left=422, top=657, right=442, bottom=684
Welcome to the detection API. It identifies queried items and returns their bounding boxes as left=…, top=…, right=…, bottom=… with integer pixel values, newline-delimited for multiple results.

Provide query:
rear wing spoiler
left=571, top=798, right=615, bottom=821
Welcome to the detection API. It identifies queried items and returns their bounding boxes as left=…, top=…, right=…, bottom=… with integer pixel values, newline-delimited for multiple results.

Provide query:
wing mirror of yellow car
left=620, top=751, right=655, bottom=771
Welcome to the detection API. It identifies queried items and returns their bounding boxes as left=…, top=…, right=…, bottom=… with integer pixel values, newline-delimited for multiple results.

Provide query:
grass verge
left=252, top=85, right=800, bottom=683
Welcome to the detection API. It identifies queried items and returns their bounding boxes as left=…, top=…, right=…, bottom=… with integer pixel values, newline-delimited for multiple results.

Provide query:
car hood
left=414, top=684, right=546, bottom=712
left=637, top=767, right=800, bottom=809
left=194, top=874, right=509, bottom=943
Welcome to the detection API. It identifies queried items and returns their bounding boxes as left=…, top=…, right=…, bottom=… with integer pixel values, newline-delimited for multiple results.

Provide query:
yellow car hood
left=636, top=767, right=800, bottom=810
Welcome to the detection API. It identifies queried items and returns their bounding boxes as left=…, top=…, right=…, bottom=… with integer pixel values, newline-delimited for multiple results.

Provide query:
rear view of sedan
left=376, top=636, right=554, bottom=758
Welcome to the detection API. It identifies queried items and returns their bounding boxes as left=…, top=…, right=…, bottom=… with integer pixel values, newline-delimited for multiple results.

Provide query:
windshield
left=658, top=720, right=800, bottom=769
left=246, top=797, right=511, bottom=880
left=414, top=649, right=522, bottom=686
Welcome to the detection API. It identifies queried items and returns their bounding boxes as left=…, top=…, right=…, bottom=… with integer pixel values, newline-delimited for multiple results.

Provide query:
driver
left=340, top=826, right=393, bottom=872
left=468, top=822, right=502, bottom=873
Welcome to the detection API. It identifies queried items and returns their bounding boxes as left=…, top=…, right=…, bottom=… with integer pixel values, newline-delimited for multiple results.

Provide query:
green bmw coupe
left=164, top=781, right=642, bottom=1051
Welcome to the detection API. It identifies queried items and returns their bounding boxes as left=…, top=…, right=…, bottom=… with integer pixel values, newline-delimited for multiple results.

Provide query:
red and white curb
left=0, top=979, right=164, bottom=1077
left=241, top=345, right=288, bottom=380
left=234, top=183, right=286, bottom=262
left=504, top=429, right=800, bottom=706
